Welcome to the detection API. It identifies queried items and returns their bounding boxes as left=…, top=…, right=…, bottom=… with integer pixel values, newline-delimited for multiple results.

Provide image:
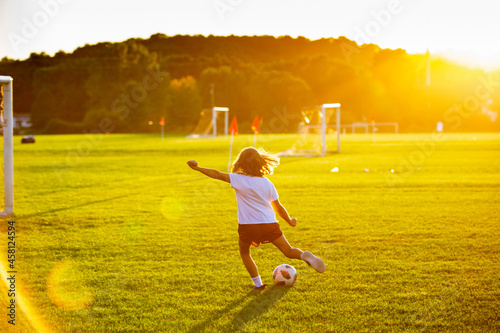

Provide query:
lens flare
left=0, top=258, right=54, bottom=332
left=160, top=195, right=185, bottom=221
left=46, top=260, right=94, bottom=311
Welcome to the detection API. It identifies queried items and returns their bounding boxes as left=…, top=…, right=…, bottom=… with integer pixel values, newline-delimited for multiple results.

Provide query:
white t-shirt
left=229, top=173, right=279, bottom=224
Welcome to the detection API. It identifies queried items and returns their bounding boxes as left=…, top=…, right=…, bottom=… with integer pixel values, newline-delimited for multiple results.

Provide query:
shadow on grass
left=187, top=285, right=290, bottom=332
left=17, top=194, right=132, bottom=218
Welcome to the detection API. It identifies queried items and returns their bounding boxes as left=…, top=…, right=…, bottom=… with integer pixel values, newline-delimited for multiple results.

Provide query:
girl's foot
left=252, top=284, right=267, bottom=290
left=301, top=251, right=326, bottom=273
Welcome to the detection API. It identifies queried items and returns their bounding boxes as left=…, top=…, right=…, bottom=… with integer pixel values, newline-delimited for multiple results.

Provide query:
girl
left=187, top=147, right=325, bottom=290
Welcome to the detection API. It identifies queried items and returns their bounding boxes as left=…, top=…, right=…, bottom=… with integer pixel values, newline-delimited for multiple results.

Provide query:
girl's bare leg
left=273, top=235, right=325, bottom=272
left=272, top=235, right=303, bottom=259
left=239, top=239, right=259, bottom=278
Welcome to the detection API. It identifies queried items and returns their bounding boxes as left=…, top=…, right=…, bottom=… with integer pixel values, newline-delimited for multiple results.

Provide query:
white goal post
left=321, top=103, right=341, bottom=155
left=212, top=107, right=229, bottom=137
left=279, top=103, right=341, bottom=157
left=340, top=122, right=399, bottom=134
left=0, top=76, right=14, bottom=216
left=186, top=106, right=229, bottom=138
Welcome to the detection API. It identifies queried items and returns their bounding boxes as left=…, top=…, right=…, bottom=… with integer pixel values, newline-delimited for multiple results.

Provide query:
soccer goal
left=279, top=103, right=341, bottom=157
left=186, top=106, right=229, bottom=138
left=371, top=122, right=399, bottom=134
left=340, top=121, right=399, bottom=134
left=0, top=76, right=14, bottom=216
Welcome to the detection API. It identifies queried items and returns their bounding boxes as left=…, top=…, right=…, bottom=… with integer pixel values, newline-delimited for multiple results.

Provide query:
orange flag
left=229, top=116, right=238, bottom=135
left=251, top=115, right=259, bottom=134
left=159, top=116, right=165, bottom=126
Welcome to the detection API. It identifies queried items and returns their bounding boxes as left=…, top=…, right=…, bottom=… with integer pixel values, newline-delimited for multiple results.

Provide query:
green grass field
left=1, top=132, right=499, bottom=332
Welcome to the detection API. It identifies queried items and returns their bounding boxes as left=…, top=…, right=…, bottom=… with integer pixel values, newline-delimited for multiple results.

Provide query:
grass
left=0, top=132, right=499, bottom=332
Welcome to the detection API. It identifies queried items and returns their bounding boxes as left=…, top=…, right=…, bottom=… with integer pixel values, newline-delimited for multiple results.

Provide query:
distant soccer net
left=0, top=76, right=14, bottom=216
left=186, top=107, right=229, bottom=138
left=342, top=122, right=399, bottom=134
left=279, top=103, right=341, bottom=157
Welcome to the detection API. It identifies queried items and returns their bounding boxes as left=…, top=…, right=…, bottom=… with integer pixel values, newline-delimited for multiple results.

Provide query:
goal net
left=186, top=107, right=229, bottom=138
left=0, top=76, right=14, bottom=216
left=279, top=103, right=341, bottom=157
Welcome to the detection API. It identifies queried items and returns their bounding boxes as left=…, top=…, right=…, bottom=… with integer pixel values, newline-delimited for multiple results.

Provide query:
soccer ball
left=272, top=264, right=297, bottom=286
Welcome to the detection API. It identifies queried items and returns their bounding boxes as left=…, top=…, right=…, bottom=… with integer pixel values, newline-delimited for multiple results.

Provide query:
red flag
left=159, top=116, right=165, bottom=126
left=229, top=116, right=238, bottom=135
left=371, top=116, right=375, bottom=124
left=251, top=115, right=259, bottom=134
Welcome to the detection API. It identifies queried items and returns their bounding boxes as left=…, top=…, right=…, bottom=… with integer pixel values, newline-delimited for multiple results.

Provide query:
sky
left=1, top=0, right=500, bottom=69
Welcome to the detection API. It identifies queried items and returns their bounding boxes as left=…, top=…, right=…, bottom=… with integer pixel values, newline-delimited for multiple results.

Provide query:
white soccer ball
left=272, top=264, right=297, bottom=286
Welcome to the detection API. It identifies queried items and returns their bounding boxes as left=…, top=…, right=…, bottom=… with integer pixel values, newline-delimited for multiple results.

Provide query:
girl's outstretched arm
left=187, top=160, right=230, bottom=183
left=271, top=199, right=297, bottom=227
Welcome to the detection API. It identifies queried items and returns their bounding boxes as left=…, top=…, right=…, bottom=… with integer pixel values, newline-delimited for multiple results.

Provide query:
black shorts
left=238, top=223, right=283, bottom=247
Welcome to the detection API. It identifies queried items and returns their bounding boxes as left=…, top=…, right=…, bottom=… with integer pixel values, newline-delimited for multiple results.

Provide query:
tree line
left=1, top=34, right=499, bottom=134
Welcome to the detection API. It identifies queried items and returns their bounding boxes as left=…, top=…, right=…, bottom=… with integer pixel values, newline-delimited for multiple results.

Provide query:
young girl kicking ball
left=187, top=147, right=325, bottom=290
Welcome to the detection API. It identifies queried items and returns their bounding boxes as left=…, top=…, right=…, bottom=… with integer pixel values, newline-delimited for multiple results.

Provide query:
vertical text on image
left=6, top=220, right=17, bottom=325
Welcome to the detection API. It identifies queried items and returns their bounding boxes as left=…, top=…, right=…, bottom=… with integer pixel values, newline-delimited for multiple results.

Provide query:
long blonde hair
left=231, top=147, right=280, bottom=177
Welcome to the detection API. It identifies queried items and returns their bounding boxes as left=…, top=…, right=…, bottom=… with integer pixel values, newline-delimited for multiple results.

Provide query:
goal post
left=212, top=107, right=229, bottom=137
left=0, top=76, right=14, bottom=216
left=186, top=106, right=229, bottom=138
left=321, top=103, right=341, bottom=155
left=279, top=103, right=341, bottom=157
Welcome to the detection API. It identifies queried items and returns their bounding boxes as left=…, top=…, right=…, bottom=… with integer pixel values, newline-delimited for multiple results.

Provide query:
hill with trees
left=1, top=34, right=499, bottom=134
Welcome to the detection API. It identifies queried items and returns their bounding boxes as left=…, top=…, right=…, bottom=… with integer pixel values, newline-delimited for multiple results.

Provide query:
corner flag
left=251, top=115, right=259, bottom=134
left=229, top=116, right=238, bottom=135
left=251, top=115, right=259, bottom=147
left=160, top=116, right=165, bottom=142
left=228, top=116, right=238, bottom=171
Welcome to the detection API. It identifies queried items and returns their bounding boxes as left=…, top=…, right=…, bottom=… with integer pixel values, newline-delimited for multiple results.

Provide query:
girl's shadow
left=187, top=285, right=291, bottom=332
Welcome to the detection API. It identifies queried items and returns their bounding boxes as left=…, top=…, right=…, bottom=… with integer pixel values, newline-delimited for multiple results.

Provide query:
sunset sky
left=1, top=0, right=499, bottom=69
